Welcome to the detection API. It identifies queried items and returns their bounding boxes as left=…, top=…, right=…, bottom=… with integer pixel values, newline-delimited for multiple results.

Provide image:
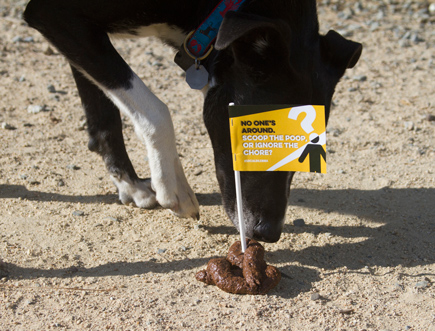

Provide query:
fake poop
left=196, top=239, right=281, bottom=295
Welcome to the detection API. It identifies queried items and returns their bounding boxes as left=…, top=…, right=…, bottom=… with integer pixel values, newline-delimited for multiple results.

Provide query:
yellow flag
left=229, top=105, right=327, bottom=173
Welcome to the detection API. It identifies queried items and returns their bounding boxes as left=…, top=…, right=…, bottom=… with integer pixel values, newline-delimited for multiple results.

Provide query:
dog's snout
left=253, top=220, right=283, bottom=243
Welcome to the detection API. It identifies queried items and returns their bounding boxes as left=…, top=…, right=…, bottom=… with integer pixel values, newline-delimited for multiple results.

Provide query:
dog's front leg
left=104, top=74, right=199, bottom=219
left=24, top=1, right=199, bottom=219
left=71, top=66, right=157, bottom=210
left=76, top=68, right=199, bottom=219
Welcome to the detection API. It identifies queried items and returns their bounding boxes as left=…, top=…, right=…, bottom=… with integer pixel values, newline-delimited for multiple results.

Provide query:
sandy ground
left=1, top=0, right=434, bottom=330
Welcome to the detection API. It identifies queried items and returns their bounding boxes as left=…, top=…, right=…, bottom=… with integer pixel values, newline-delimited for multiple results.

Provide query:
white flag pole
left=234, top=170, right=247, bottom=253
left=229, top=102, right=247, bottom=253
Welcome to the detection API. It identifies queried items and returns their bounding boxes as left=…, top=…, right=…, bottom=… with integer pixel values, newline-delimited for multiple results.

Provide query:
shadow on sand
left=1, top=184, right=434, bottom=298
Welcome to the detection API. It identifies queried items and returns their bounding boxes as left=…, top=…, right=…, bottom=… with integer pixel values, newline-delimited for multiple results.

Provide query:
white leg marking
left=105, top=75, right=199, bottom=218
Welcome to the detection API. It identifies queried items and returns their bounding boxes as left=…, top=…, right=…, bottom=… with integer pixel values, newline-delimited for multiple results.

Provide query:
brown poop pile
left=196, top=239, right=281, bottom=295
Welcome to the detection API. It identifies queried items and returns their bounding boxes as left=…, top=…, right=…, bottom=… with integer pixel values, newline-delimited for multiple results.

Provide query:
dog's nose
left=253, top=221, right=282, bottom=243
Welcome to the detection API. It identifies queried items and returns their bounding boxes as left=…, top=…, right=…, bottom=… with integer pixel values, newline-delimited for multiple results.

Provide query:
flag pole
left=229, top=102, right=247, bottom=253
left=234, top=170, right=247, bottom=253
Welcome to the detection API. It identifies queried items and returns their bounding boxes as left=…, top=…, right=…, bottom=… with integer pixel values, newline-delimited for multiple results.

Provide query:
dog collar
left=187, top=0, right=246, bottom=59
left=175, top=0, right=246, bottom=71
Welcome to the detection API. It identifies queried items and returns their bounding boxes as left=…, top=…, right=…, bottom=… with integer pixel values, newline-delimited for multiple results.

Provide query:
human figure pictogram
left=298, top=133, right=326, bottom=173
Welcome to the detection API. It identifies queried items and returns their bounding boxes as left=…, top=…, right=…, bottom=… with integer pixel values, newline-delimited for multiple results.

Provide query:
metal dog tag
left=186, top=64, right=209, bottom=90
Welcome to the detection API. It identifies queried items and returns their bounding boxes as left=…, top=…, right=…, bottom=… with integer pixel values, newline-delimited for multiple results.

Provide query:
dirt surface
left=1, top=0, right=434, bottom=330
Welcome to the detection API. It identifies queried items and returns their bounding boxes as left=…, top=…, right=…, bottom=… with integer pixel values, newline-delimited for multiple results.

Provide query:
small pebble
left=410, top=33, right=424, bottom=44
left=399, top=39, right=411, bottom=48
left=47, top=84, right=56, bottom=93
left=78, top=120, right=87, bottom=130
left=57, top=179, right=65, bottom=187
left=66, top=164, right=80, bottom=170
left=29, top=179, right=40, bottom=185
left=193, top=169, right=203, bottom=176
left=25, top=299, right=35, bottom=305
left=339, top=308, right=354, bottom=314
left=353, top=75, right=367, bottom=82
left=72, top=210, right=85, bottom=217
left=157, top=248, right=167, bottom=254
left=369, top=21, right=380, bottom=31
left=27, top=105, right=45, bottom=114
left=293, top=219, right=305, bottom=227
left=391, top=282, right=403, bottom=291
left=12, top=36, right=34, bottom=43
left=404, top=121, right=414, bottom=131
left=1, top=122, right=16, bottom=130
left=425, top=114, right=435, bottom=122
left=415, top=281, right=429, bottom=289
left=311, top=293, right=321, bottom=301
left=44, top=46, right=54, bottom=55
left=375, top=10, right=384, bottom=20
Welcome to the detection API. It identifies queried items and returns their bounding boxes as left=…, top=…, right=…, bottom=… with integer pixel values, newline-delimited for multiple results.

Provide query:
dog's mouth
left=252, top=219, right=284, bottom=243
left=228, top=208, right=284, bottom=243
left=217, top=172, right=293, bottom=244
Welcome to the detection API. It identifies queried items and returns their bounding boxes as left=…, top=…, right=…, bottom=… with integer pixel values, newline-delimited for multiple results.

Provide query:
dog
left=23, top=0, right=362, bottom=243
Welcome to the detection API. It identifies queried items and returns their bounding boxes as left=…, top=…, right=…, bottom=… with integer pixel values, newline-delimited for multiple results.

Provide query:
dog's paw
left=157, top=184, right=200, bottom=220
left=152, top=160, right=200, bottom=219
left=112, top=176, right=158, bottom=209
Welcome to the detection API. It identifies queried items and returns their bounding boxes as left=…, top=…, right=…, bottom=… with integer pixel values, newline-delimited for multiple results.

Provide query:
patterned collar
left=186, top=0, right=246, bottom=59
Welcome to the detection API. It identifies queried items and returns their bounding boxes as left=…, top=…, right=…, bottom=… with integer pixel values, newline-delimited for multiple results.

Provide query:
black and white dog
left=23, top=0, right=362, bottom=243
